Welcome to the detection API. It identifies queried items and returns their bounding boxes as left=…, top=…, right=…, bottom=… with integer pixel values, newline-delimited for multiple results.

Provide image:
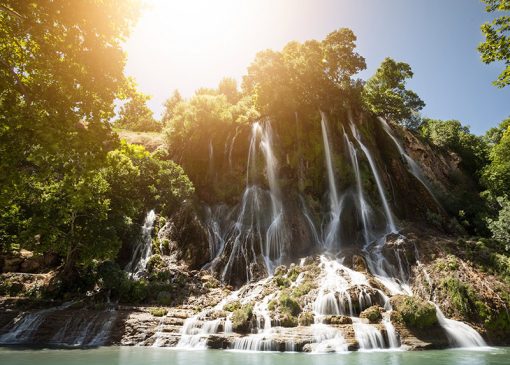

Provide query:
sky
left=123, top=0, right=510, bottom=135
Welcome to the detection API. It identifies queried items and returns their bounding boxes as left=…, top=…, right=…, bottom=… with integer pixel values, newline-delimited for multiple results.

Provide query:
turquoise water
left=0, top=347, right=509, bottom=365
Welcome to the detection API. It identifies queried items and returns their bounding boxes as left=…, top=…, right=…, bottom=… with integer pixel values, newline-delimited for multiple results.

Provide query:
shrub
left=232, top=304, right=253, bottom=333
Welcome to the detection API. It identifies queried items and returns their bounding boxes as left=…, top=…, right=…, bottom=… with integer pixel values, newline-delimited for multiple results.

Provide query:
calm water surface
left=0, top=347, right=508, bottom=365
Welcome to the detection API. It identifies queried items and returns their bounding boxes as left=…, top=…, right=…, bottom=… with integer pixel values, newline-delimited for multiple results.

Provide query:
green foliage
left=487, top=197, right=510, bottom=248
left=362, top=57, right=425, bottom=126
left=231, top=304, right=254, bottom=332
left=478, top=0, right=510, bottom=87
left=483, top=125, right=510, bottom=197
left=243, top=28, right=366, bottom=116
left=146, top=254, right=165, bottom=273
left=224, top=300, right=242, bottom=312
left=115, top=81, right=161, bottom=132
left=420, top=119, right=488, bottom=176
left=161, top=90, right=183, bottom=126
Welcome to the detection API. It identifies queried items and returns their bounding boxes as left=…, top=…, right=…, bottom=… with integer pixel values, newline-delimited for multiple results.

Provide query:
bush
left=146, top=254, right=165, bottom=274
left=232, top=304, right=253, bottom=333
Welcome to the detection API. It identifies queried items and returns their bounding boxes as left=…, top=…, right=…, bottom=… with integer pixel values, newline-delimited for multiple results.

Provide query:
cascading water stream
left=125, top=210, right=157, bottom=279
left=320, top=112, right=342, bottom=250
left=343, top=130, right=373, bottom=245
left=350, top=123, right=396, bottom=233
left=220, top=121, right=288, bottom=281
left=378, top=117, right=441, bottom=207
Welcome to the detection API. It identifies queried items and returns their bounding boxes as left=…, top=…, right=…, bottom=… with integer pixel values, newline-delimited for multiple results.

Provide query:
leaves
left=362, top=57, right=425, bottom=124
left=479, top=0, right=510, bottom=87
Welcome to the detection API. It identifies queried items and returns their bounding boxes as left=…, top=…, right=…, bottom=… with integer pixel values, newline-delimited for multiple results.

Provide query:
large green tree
left=479, top=0, right=510, bottom=87
left=243, top=28, right=366, bottom=117
left=362, top=57, right=425, bottom=126
left=0, top=1, right=142, bottom=270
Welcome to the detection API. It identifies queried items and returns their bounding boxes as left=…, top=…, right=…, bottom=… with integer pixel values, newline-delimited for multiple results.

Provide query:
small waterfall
left=310, top=324, right=349, bottom=353
left=350, top=123, right=396, bottom=233
left=353, top=321, right=386, bottom=350
left=232, top=293, right=278, bottom=351
left=364, top=236, right=412, bottom=295
left=0, top=303, right=116, bottom=347
left=125, top=210, right=157, bottom=279
left=320, top=112, right=342, bottom=250
left=0, top=305, right=64, bottom=344
left=435, top=305, right=487, bottom=348
left=378, top=117, right=440, bottom=207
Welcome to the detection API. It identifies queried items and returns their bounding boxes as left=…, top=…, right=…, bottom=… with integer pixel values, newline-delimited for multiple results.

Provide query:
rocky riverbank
left=1, top=227, right=508, bottom=352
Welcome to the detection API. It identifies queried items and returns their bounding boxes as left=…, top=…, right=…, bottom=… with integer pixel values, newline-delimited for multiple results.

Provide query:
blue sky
left=124, top=0, right=509, bottom=135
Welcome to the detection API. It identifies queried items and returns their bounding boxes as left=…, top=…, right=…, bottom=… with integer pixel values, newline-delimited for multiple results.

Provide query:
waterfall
left=434, top=305, right=487, bottom=348
left=320, top=112, right=342, bottom=250
left=221, top=121, right=288, bottom=281
left=258, top=122, right=287, bottom=272
left=344, top=130, right=373, bottom=245
left=378, top=117, right=440, bottom=207
left=350, top=123, right=396, bottom=233
left=125, top=210, right=157, bottom=279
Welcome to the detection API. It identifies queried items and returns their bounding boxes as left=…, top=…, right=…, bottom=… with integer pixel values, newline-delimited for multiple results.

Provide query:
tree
left=243, top=28, right=366, bottom=117
left=218, top=77, right=241, bottom=104
left=116, top=82, right=161, bottom=132
left=478, top=0, right=510, bottom=87
left=362, top=57, right=425, bottom=126
left=420, top=119, right=488, bottom=176
left=161, top=90, right=183, bottom=125
left=483, top=124, right=510, bottom=197
left=487, top=196, right=510, bottom=248
left=0, top=1, right=141, bottom=270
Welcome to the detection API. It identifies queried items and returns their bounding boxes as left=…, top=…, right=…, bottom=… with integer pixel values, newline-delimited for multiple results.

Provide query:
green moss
left=391, top=295, right=437, bottom=329
left=275, top=276, right=291, bottom=288
left=291, top=281, right=313, bottom=298
left=360, top=306, right=383, bottom=323
left=224, top=300, right=241, bottom=312
left=232, top=303, right=254, bottom=333
left=279, top=292, right=301, bottom=316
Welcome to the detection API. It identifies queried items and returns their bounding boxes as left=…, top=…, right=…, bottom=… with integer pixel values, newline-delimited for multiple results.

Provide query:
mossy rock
left=390, top=295, right=437, bottom=329
left=323, top=315, right=352, bottom=325
left=298, top=312, right=314, bottom=326
left=360, top=305, right=383, bottom=323
left=150, top=307, right=168, bottom=317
